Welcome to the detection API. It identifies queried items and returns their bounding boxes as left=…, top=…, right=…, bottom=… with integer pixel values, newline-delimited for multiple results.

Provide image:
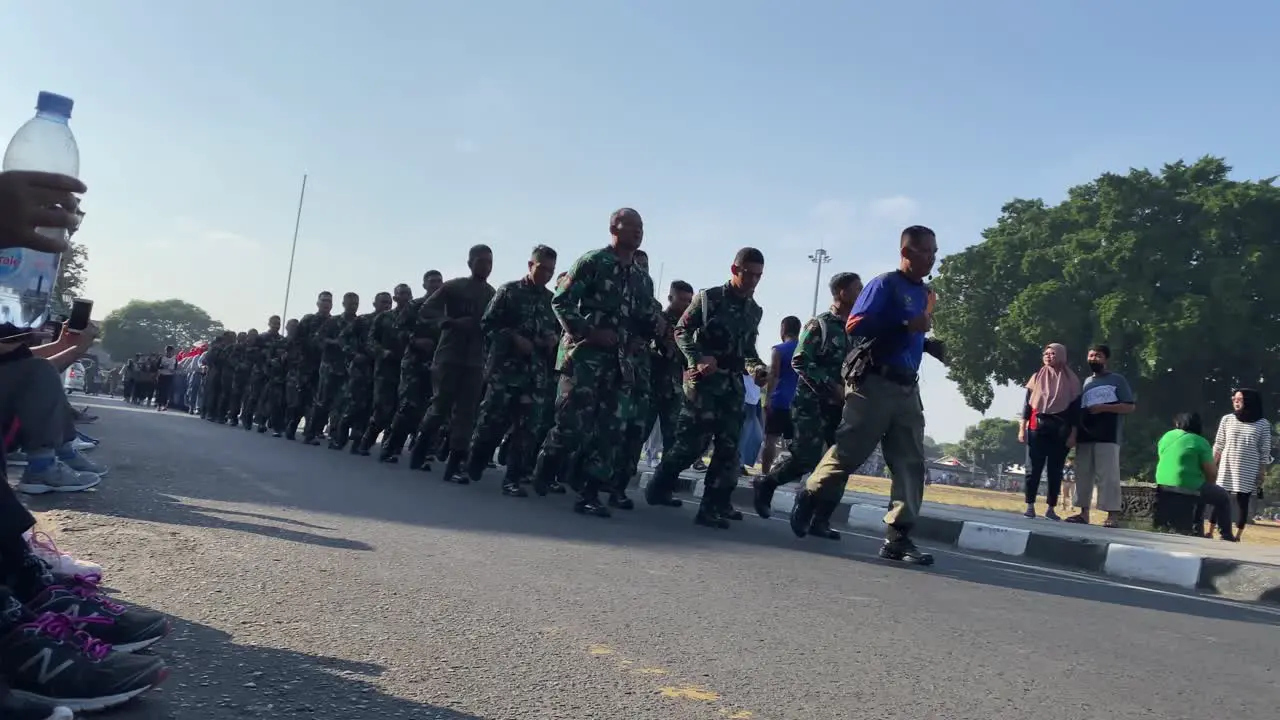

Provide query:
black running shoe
left=26, top=575, right=170, bottom=653
left=1, top=687, right=73, bottom=720
left=0, top=611, right=169, bottom=712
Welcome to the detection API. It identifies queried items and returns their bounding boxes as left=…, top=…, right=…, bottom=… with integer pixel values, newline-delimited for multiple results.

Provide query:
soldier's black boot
left=408, top=435, right=432, bottom=470
left=378, top=428, right=407, bottom=463
left=808, top=500, right=842, bottom=540
left=789, top=489, right=817, bottom=538
left=302, top=410, right=324, bottom=445
left=327, top=423, right=350, bottom=450
left=608, top=471, right=635, bottom=509
left=284, top=418, right=300, bottom=441
left=717, top=483, right=744, bottom=521
left=879, top=525, right=934, bottom=566
left=256, top=421, right=268, bottom=434
left=753, top=475, right=780, bottom=518
left=442, top=451, right=468, bottom=484
left=531, top=451, right=558, bottom=496
left=643, top=468, right=684, bottom=508
left=693, top=497, right=730, bottom=529
left=573, top=480, right=611, bottom=518
left=464, top=447, right=490, bottom=484
left=356, top=425, right=379, bottom=456
left=501, top=474, right=528, bottom=497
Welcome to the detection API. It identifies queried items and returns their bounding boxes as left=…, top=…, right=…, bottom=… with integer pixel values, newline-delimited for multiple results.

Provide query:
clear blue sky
left=3, top=1, right=1276, bottom=441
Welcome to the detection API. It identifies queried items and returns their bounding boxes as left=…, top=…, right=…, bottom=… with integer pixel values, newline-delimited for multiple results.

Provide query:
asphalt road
left=24, top=397, right=1280, bottom=719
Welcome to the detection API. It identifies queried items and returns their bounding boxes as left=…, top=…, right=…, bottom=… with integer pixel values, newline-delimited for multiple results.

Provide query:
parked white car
left=63, top=361, right=86, bottom=394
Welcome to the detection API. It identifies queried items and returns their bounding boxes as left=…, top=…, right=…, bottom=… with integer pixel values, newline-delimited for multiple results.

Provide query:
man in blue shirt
left=791, top=226, right=943, bottom=565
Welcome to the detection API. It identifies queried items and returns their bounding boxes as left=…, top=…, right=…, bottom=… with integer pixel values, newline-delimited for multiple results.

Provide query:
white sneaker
left=24, top=530, right=104, bottom=576
left=59, top=450, right=108, bottom=477
left=71, top=437, right=97, bottom=453
left=17, top=461, right=101, bottom=494
left=6, top=450, right=28, bottom=466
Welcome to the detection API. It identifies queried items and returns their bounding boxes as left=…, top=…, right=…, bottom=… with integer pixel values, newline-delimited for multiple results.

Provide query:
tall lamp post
left=808, top=247, right=831, bottom=317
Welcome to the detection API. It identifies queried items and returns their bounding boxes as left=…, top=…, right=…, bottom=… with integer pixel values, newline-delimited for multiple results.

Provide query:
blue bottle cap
left=35, top=92, right=74, bottom=119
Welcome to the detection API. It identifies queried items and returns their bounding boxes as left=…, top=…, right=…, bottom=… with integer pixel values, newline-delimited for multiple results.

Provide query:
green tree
left=923, top=434, right=942, bottom=458
left=53, top=243, right=88, bottom=306
left=956, top=418, right=1024, bottom=474
left=100, top=299, right=224, bottom=360
left=932, top=157, right=1280, bottom=478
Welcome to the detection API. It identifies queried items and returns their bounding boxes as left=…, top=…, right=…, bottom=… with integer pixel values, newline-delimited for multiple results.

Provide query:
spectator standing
left=1211, top=388, right=1271, bottom=540
left=1067, top=344, right=1135, bottom=528
left=155, top=346, right=176, bottom=411
left=739, top=372, right=764, bottom=473
left=761, top=316, right=800, bottom=474
left=1018, top=342, right=1081, bottom=520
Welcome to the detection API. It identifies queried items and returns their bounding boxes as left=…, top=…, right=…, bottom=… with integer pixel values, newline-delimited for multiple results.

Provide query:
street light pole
left=808, top=247, right=831, bottom=317
left=282, top=174, right=309, bottom=321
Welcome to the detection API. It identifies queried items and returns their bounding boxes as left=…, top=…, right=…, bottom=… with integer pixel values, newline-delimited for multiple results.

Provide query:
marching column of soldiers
left=189, top=208, right=937, bottom=562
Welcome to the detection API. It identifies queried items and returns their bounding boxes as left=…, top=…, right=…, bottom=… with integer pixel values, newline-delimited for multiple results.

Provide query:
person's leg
left=444, top=365, right=485, bottom=477
left=879, top=384, right=929, bottom=559
left=1093, top=442, right=1123, bottom=526
left=1044, top=436, right=1068, bottom=519
left=1198, top=483, right=1237, bottom=541
left=410, top=364, right=460, bottom=473
left=738, top=404, right=763, bottom=471
left=1023, top=430, right=1048, bottom=514
left=1232, top=491, right=1251, bottom=539
left=1069, top=444, right=1097, bottom=522
left=466, top=383, right=514, bottom=486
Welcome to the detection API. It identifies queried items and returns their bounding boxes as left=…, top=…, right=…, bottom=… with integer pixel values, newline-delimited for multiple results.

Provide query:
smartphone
left=67, top=298, right=93, bottom=333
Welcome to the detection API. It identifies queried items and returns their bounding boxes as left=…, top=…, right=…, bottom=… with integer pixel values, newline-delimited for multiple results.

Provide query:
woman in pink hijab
left=1017, top=343, right=1083, bottom=519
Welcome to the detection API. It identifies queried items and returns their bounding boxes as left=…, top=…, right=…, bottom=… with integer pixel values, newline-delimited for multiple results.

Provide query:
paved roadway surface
left=25, top=397, right=1280, bottom=719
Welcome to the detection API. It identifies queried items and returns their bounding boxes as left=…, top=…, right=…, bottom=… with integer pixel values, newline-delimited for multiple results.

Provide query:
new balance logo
left=19, top=647, right=74, bottom=684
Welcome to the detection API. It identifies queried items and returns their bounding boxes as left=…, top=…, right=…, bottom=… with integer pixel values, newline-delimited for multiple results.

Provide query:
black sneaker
left=26, top=575, right=170, bottom=653
left=1, top=688, right=73, bottom=720
left=0, top=611, right=169, bottom=712
left=878, top=538, right=934, bottom=566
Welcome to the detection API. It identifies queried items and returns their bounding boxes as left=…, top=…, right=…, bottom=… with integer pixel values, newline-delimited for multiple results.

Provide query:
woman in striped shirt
left=1211, top=388, right=1272, bottom=540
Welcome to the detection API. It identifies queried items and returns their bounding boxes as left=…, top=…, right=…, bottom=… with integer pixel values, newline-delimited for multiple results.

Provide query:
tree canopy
left=54, top=243, right=88, bottom=306
left=99, top=299, right=224, bottom=360
left=954, top=418, right=1024, bottom=474
left=932, top=157, right=1280, bottom=477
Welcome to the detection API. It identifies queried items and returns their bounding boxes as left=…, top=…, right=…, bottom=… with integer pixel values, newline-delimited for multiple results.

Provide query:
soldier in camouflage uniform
left=257, top=318, right=296, bottom=435
left=201, top=332, right=235, bottom=422
left=332, top=291, right=389, bottom=450
left=607, top=249, right=660, bottom=510
left=241, top=316, right=281, bottom=430
left=645, top=247, right=768, bottom=529
left=645, top=279, right=695, bottom=458
left=305, top=292, right=359, bottom=445
left=530, top=208, right=661, bottom=517
left=358, top=283, right=413, bottom=456
left=222, top=330, right=255, bottom=424
left=285, top=291, right=332, bottom=440
left=751, top=272, right=862, bottom=539
left=380, top=270, right=444, bottom=464
left=463, top=245, right=558, bottom=494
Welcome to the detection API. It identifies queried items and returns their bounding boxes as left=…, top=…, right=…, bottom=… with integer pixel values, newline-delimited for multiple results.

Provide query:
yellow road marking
left=587, top=644, right=614, bottom=656
left=659, top=685, right=720, bottom=702
left=635, top=667, right=669, bottom=675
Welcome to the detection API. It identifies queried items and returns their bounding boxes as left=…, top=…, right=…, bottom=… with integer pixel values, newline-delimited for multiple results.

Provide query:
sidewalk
left=639, top=468, right=1280, bottom=606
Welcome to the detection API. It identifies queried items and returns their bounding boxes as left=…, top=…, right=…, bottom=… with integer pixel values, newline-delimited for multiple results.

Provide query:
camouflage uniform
left=464, top=276, right=557, bottom=489
left=306, top=312, right=356, bottom=443
left=223, top=341, right=252, bottom=424
left=530, top=248, right=659, bottom=512
left=285, top=313, right=325, bottom=438
left=645, top=283, right=766, bottom=527
left=753, top=309, right=848, bottom=515
left=241, top=331, right=276, bottom=429
left=359, top=301, right=409, bottom=454
left=610, top=290, right=659, bottom=502
left=201, top=342, right=227, bottom=421
left=645, top=306, right=686, bottom=455
left=333, top=310, right=377, bottom=449
left=254, top=331, right=289, bottom=433
left=381, top=297, right=433, bottom=461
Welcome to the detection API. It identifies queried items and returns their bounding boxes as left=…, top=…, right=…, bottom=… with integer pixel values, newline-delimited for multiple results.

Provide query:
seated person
left=1155, top=412, right=1237, bottom=541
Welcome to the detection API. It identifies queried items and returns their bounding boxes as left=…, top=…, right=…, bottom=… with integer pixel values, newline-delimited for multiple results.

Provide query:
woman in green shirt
left=1155, top=413, right=1237, bottom=541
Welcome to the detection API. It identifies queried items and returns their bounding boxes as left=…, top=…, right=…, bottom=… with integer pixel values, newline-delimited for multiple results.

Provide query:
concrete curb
left=636, top=471, right=1280, bottom=605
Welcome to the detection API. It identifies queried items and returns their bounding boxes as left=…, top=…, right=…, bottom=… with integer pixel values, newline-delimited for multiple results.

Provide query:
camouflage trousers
left=241, top=372, right=269, bottom=426
left=763, top=393, right=842, bottom=486
left=650, top=370, right=747, bottom=503
left=468, top=379, right=549, bottom=481
left=533, top=360, right=624, bottom=497
left=339, top=360, right=375, bottom=440
left=307, top=363, right=348, bottom=440
left=363, top=360, right=402, bottom=446
left=613, top=373, right=652, bottom=493
left=388, top=358, right=432, bottom=440
left=255, top=375, right=288, bottom=431
left=644, top=370, right=683, bottom=460
left=201, top=370, right=224, bottom=420
left=223, top=372, right=250, bottom=423
left=285, top=365, right=319, bottom=430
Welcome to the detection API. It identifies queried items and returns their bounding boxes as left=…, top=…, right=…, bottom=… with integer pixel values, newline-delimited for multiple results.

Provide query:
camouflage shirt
left=481, top=276, right=557, bottom=388
left=553, top=247, right=659, bottom=375
left=289, top=313, right=328, bottom=370
left=341, top=311, right=377, bottom=370
left=675, top=283, right=766, bottom=376
left=649, top=305, right=684, bottom=380
left=397, top=297, right=432, bottom=366
left=792, top=309, right=848, bottom=403
left=369, top=304, right=408, bottom=369
left=315, top=312, right=356, bottom=369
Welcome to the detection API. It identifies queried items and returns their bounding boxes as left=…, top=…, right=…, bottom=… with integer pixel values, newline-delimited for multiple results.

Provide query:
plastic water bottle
left=0, top=91, right=80, bottom=332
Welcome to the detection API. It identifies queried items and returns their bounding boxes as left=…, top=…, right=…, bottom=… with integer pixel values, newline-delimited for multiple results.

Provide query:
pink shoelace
left=63, top=573, right=126, bottom=614
left=24, top=611, right=113, bottom=661
left=29, top=531, right=66, bottom=558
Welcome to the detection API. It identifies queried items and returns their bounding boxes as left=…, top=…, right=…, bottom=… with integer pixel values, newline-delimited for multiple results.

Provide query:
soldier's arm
left=743, top=309, right=766, bottom=376
left=366, top=314, right=386, bottom=358
left=673, top=291, right=706, bottom=369
left=551, top=256, right=593, bottom=340
left=481, top=285, right=519, bottom=343
left=791, top=318, right=823, bottom=392
left=415, top=284, right=451, bottom=341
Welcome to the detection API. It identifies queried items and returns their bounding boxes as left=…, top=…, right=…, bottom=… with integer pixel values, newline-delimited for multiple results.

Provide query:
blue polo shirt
left=844, top=271, right=931, bottom=372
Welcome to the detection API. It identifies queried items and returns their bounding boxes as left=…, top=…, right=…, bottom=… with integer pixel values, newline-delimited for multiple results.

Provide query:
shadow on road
left=104, top=606, right=488, bottom=720
left=40, top=401, right=1280, bottom=629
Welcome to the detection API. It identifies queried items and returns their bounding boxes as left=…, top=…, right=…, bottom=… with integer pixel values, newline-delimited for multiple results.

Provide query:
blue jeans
left=739, top=403, right=763, bottom=467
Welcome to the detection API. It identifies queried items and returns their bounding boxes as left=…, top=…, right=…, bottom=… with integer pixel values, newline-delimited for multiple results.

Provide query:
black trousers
left=1024, top=427, right=1068, bottom=506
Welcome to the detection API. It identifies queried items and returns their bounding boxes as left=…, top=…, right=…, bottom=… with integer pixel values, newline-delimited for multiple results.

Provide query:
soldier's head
left=342, top=292, right=359, bottom=315
left=222, top=330, right=236, bottom=343
left=268, top=315, right=281, bottom=333
left=393, top=283, right=413, bottom=306
left=609, top=207, right=643, bottom=252
left=634, top=248, right=649, bottom=273
left=285, top=318, right=300, bottom=335
left=780, top=316, right=801, bottom=341
left=374, top=291, right=392, bottom=313
left=316, top=291, right=333, bottom=316
left=555, top=272, right=570, bottom=292
left=529, top=245, right=557, bottom=287
left=468, top=245, right=493, bottom=282
left=236, top=331, right=247, bottom=343
left=829, top=272, right=863, bottom=313
left=668, top=280, right=694, bottom=316
left=247, top=328, right=259, bottom=341
left=730, top=247, right=765, bottom=297
left=423, top=270, right=443, bottom=296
